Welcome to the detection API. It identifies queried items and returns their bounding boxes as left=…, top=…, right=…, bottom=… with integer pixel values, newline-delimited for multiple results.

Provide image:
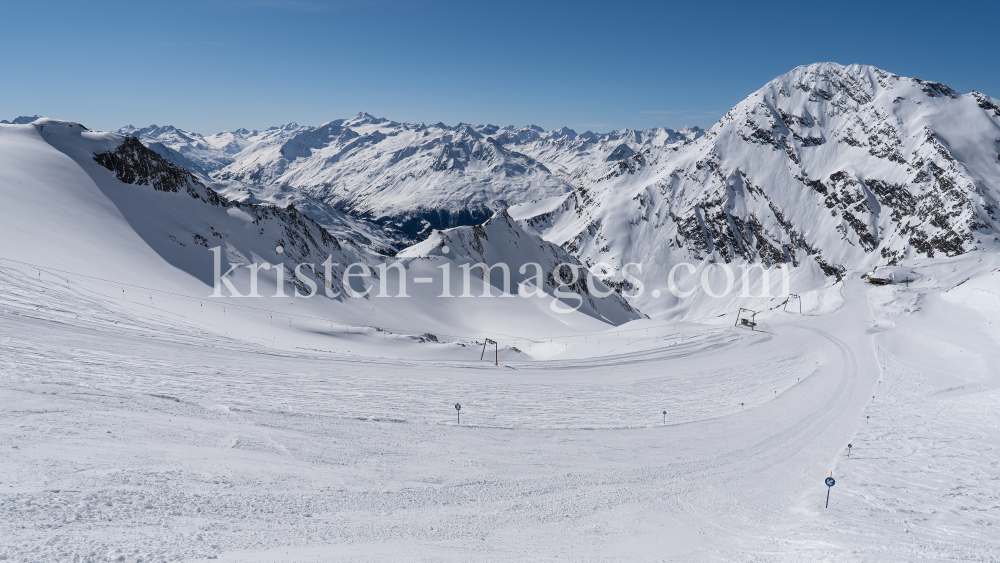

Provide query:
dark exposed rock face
left=93, top=136, right=348, bottom=271
left=95, top=136, right=198, bottom=195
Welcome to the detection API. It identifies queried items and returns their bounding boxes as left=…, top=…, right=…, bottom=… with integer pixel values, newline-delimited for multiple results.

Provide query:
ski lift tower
left=784, top=294, right=801, bottom=313
left=481, top=338, right=498, bottom=366
left=735, top=308, right=758, bottom=331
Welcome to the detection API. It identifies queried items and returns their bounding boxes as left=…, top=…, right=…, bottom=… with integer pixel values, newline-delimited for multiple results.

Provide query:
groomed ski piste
left=2, top=117, right=1000, bottom=561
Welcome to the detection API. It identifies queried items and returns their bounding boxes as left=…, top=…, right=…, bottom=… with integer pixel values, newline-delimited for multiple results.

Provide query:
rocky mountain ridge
left=509, top=63, right=1000, bottom=315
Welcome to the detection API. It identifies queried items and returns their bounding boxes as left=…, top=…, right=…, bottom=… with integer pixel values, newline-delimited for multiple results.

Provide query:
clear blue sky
left=3, top=0, right=998, bottom=134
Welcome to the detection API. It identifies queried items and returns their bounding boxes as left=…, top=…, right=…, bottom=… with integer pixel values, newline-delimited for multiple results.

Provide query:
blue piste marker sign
left=825, top=475, right=836, bottom=508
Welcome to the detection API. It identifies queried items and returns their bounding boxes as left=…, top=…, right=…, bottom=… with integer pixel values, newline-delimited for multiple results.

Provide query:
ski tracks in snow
left=2, top=278, right=994, bottom=561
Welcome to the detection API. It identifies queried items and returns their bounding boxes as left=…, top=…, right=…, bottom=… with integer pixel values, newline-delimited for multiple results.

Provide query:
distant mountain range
left=6, top=62, right=998, bottom=320
left=116, top=115, right=703, bottom=249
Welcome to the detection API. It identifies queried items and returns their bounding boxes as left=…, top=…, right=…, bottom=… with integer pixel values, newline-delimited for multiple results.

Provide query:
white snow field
left=3, top=109, right=1000, bottom=560
left=5, top=249, right=1000, bottom=562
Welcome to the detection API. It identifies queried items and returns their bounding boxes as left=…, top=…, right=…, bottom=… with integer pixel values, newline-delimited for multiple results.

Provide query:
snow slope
left=209, top=180, right=400, bottom=255
left=26, top=119, right=372, bottom=297
left=8, top=260, right=998, bottom=561
left=399, top=209, right=642, bottom=325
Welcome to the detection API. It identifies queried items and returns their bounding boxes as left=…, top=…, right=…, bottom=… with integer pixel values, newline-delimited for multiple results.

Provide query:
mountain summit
left=510, top=62, right=1000, bottom=314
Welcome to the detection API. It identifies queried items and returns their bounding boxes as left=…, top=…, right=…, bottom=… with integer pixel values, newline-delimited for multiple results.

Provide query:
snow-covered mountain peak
left=512, top=62, right=1000, bottom=318
left=709, top=62, right=971, bottom=143
left=1, top=115, right=44, bottom=125
left=344, top=111, right=394, bottom=127
left=675, top=125, right=703, bottom=138
left=550, top=127, right=577, bottom=139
